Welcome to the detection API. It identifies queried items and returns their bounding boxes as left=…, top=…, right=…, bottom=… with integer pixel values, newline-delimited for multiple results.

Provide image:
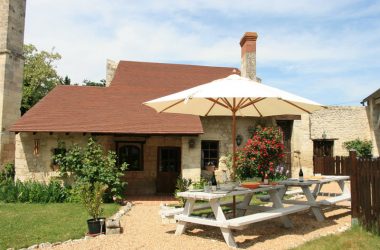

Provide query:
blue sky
left=25, top=0, right=380, bottom=106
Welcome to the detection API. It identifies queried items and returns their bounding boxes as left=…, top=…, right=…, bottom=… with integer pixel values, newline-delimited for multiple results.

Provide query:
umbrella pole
left=232, top=110, right=236, bottom=179
left=232, top=110, right=237, bottom=218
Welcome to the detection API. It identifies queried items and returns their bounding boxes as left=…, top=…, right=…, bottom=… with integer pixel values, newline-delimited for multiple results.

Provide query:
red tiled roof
left=10, top=61, right=238, bottom=134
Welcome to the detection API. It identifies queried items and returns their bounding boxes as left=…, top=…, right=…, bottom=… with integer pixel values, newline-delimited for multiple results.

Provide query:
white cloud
left=24, top=0, right=380, bottom=105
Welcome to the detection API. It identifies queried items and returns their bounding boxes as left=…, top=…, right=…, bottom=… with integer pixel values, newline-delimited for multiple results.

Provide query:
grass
left=0, top=202, right=119, bottom=250
left=294, top=225, right=380, bottom=250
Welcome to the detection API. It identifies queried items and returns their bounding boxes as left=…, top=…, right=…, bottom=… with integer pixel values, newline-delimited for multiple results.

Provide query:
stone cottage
left=2, top=0, right=378, bottom=194
left=10, top=32, right=301, bottom=194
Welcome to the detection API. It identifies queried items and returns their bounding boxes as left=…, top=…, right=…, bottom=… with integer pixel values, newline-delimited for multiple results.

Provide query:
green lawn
left=0, top=203, right=119, bottom=250
left=294, top=226, right=380, bottom=250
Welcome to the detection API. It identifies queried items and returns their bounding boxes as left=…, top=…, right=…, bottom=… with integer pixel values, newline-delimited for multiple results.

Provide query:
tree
left=83, top=79, right=106, bottom=87
left=21, top=44, right=62, bottom=115
left=52, top=138, right=128, bottom=201
left=343, top=139, right=372, bottom=158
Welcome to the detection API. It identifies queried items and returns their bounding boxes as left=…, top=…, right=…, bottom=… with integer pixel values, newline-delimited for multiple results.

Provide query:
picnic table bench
left=174, top=185, right=310, bottom=248
left=279, top=175, right=351, bottom=221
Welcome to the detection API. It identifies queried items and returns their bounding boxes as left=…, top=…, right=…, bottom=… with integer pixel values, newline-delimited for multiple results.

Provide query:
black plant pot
left=87, top=217, right=106, bottom=235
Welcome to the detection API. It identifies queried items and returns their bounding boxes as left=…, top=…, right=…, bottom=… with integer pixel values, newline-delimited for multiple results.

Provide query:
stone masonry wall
left=0, top=0, right=26, bottom=166
left=291, top=106, right=372, bottom=177
left=366, top=96, right=380, bottom=157
left=15, top=132, right=182, bottom=194
left=181, top=116, right=275, bottom=182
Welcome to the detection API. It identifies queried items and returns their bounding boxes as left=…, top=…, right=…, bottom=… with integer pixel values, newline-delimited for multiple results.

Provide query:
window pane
left=201, top=140, right=219, bottom=169
left=117, top=144, right=143, bottom=171
left=159, top=147, right=180, bottom=173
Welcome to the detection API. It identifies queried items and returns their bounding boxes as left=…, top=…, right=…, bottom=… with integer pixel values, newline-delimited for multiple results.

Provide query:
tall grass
left=0, top=179, right=68, bottom=203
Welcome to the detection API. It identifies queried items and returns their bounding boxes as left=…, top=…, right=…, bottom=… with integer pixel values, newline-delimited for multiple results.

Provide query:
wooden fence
left=314, top=151, right=380, bottom=233
left=313, top=155, right=351, bottom=175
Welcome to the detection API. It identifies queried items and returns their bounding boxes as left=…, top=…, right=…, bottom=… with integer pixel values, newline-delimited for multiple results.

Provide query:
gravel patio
left=49, top=184, right=351, bottom=250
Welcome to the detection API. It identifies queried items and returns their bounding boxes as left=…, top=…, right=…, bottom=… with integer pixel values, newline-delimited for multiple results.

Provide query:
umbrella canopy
left=144, top=74, right=324, bottom=177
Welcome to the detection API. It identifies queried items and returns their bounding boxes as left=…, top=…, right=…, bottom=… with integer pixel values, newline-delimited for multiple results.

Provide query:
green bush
left=53, top=138, right=128, bottom=202
left=0, top=162, right=15, bottom=182
left=343, top=139, right=373, bottom=158
left=80, top=182, right=107, bottom=219
left=0, top=179, right=68, bottom=203
left=174, top=177, right=192, bottom=207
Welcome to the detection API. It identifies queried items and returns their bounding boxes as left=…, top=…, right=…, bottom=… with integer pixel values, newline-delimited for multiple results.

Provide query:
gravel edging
left=9, top=202, right=133, bottom=250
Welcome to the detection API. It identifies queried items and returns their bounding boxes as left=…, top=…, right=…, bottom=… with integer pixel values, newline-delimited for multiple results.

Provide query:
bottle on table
left=211, top=172, right=217, bottom=191
left=263, top=173, right=269, bottom=185
left=299, top=167, right=304, bottom=182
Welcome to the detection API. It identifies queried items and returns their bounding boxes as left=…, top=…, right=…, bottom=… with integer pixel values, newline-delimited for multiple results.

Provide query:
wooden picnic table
left=278, top=175, right=351, bottom=222
left=175, top=185, right=309, bottom=248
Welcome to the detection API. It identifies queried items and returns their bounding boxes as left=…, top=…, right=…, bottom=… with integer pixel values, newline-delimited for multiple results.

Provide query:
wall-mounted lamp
left=236, top=134, right=243, bottom=146
left=188, top=138, right=195, bottom=148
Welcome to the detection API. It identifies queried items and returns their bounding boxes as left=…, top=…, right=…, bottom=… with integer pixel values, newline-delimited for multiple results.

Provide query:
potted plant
left=80, top=181, right=108, bottom=235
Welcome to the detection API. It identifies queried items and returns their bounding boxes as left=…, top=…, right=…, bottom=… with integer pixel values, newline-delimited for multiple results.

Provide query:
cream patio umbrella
left=144, top=74, right=324, bottom=177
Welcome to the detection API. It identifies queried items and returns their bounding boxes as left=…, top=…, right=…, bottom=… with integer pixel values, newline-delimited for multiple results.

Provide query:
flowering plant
left=236, top=126, right=285, bottom=180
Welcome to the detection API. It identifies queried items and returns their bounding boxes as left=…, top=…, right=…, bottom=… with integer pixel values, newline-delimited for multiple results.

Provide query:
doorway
left=276, top=120, right=293, bottom=176
left=156, top=147, right=181, bottom=194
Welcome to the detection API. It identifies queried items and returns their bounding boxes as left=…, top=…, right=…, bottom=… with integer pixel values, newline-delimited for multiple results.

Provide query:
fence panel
left=313, top=153, right=380, bottom=233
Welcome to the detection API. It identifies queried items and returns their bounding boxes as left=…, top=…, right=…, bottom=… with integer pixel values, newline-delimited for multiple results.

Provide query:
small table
left=175, top=185, right=308, bottom=248
left=279, top=175, right=351, bottom=222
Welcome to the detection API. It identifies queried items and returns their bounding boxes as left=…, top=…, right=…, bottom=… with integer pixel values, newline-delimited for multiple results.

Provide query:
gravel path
left=50, top=184, right=351, bottom=250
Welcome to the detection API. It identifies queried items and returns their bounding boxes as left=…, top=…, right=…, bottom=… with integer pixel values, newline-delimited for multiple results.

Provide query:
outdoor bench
left=317, top=193, right=351, bottom=206
left=174, top=204, right=310, bottom=229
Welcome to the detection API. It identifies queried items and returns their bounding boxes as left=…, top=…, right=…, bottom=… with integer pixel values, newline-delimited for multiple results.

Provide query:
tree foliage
left=53, top=138, right=128, bottom=201
left=22, top=44, right=62, bottom=114
left=83, top=79, right=106, bottom=87
left=343, top=139, right=373, bottom=158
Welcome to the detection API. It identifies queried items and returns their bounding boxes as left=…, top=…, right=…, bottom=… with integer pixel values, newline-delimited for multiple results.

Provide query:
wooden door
left=156, top=147, right=181, bottom=194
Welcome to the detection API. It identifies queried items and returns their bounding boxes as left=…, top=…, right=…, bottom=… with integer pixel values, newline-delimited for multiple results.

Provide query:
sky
left=24, top=0, right=380, bottom=106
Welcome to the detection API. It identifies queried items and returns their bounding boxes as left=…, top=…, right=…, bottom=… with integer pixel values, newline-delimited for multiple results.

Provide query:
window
left=158, top=147, right=181, bottom=172
left=117, top=142, right=143, bottom=171
left=313, top=140, right=334, bottom=157
left=201, top=140, right=219, bottom=169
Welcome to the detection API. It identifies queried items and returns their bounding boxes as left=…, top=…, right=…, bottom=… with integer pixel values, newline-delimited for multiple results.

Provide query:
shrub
left=0, top=162, right=15, bottom=182
left=236, top=126, right=285, bottom=180
left=79, top=182, right=107, bottom=219
left=343, top=139, right=373, bottom=158
left=53, top=138, right=128, bottom=202
left=0, top=179, right=68, bottom=203
left=174, top=177, right=192, bottom=207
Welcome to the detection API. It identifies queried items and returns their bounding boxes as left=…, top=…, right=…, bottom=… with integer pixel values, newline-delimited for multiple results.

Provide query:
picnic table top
left=279, top=175, right=349, bottom=186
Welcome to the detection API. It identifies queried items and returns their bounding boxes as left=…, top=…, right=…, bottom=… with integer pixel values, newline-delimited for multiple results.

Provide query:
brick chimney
left=240, top=32, right=258, bottom=81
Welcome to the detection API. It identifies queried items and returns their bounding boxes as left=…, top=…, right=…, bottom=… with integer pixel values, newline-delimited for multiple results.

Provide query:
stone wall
left=0, top=0, right=25, bottom=166
left=366, top=95, right=380, bottom=157
left=15, top=132, right=183, bottom=194
left=291, top=106, right=372, bottom=177
left=15, top=132, right=91, bottom=182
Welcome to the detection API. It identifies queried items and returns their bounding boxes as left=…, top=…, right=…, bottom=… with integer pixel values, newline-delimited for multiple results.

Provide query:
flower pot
left=87, top=218, right=106, bottom=235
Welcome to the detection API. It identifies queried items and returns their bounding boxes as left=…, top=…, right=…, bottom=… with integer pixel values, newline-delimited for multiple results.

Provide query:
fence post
left=350, top=150, right=359, bottom=225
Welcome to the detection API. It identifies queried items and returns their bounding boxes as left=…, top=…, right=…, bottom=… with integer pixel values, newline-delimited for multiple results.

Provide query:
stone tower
left=0, top=0, right=26, bottom=166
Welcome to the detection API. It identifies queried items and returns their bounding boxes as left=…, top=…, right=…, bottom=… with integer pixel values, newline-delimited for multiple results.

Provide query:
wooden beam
left=160, top=99, right=185, bottom=113
left=273, top=115, right=301, bottom=120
